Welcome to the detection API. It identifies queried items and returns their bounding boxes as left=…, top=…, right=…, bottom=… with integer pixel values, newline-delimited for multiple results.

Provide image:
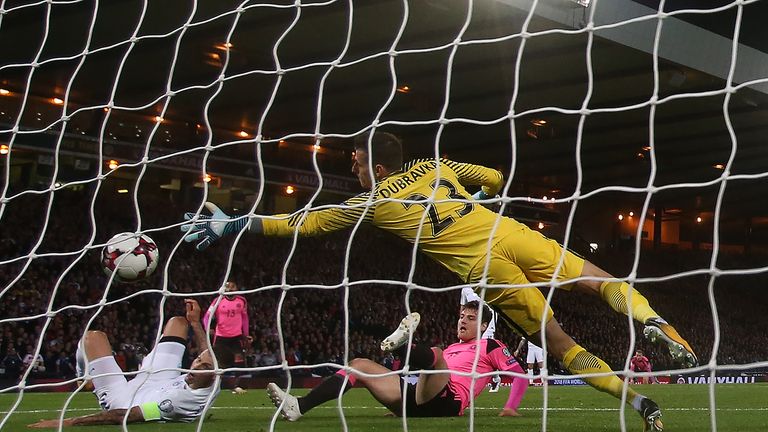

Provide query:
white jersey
left=135, top=374, right=220, bottom=422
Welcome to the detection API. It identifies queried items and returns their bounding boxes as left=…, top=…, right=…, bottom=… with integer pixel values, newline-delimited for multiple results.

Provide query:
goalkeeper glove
left=181, top=202, right=249, bottom=251
left=472, top=190, right=497, bottom=201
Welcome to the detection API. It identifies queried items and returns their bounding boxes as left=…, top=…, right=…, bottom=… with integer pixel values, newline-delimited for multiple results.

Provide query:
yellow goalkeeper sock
left=599, top=281, right=659, bottom=324
left=562, top=344, right=638, bottom=402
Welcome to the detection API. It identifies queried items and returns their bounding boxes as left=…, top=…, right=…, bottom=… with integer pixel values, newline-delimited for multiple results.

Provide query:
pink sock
left=335, top=369, right=357, bottom=386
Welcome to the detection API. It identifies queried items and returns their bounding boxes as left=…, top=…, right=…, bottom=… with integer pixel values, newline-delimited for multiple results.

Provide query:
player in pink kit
left=203, top=281, right=250, bottom=393
left=267, top=300, right=528, bottom=419
left=630, top=350, right=658, bottom=384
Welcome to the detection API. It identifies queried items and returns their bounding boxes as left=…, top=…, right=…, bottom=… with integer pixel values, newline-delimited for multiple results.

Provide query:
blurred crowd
left=2, top=189, right=768, bottom=384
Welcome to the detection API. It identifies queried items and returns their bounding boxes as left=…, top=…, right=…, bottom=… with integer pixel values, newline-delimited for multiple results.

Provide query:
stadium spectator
left=2, top=346, right=22, bottom=380
left=28, top=299, right=218, bottom=428
left=21, top=344, right=46, bottom=378
left=267, top=300, right=528, bottom=420
left=203, top=280, right=250, bottom=394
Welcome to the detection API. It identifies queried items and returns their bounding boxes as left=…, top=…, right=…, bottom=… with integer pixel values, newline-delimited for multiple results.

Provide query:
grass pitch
left=2, top=384, right=767, bottom=431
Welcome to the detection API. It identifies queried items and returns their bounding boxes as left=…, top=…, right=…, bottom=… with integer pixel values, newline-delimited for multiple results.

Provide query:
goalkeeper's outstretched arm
left=181, top=195, right=370, bottom=250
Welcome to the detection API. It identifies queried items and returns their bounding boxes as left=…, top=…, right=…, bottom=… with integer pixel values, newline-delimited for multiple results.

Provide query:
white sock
left=75, top=339, right=86, bottom=378
left=527, top=368, right=534, bottom=377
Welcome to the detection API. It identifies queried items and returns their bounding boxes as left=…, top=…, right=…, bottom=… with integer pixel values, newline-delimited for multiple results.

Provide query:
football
left=101, top=232, right=159, bottom=282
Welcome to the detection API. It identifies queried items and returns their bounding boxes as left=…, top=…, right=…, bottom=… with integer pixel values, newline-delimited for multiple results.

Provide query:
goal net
left=1, top=0, right=767, bottom=431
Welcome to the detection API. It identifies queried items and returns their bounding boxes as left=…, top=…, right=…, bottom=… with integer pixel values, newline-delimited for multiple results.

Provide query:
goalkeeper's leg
left=576, top=261, right=698, bottom=368
left=535, top=318, right=664, bottom=431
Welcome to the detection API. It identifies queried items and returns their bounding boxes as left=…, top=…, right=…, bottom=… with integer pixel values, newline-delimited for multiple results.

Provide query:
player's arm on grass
left=28, top=406, right=144, bottom=428
left=185, top=299, right=209, bottom=355
left=489, top=341, right=528, bottom=417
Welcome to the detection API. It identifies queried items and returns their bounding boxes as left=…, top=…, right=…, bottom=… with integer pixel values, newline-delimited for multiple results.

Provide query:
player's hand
left=472, top=190, right=501, bottom=211
left=472, top=190, right=498, bottom=201
left=28, top=418, right=74, bottom=428
left=185, top=299, right=201, bottom=323
left=240, top=335, right=251, bottom=348
left=498, top=408, right=521, bottom=417
left=181, top=202, right=248, bottom=251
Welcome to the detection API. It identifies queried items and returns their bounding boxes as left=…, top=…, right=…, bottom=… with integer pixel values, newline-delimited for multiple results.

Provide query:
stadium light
left=537, top=222, right=544, bottom=230
left=238, top=130, right=250, bottom=138
left=52, top=97, right=64, bottom=105
left=285, top=185, right=295, bottom=195
left=107, top=159, right=119, bottom=170
left=696, top=216, right=702, bottom=223
left=117, top=189, right=129, bottom=194
left=589, top=242, right=599, bottom=252
left=629, top=211, right=634, bottom=217
left=203, top=173, right=212, bottom=183
left=0, top=89, right=10, bottom=96
left=396, top=85, right=410, bottom=94
left=0, top=144, right=8, bottom=155
left=531, top=119, right=547, bottom=126
left=154, top=116, right=164, bottom=123
left=618, top=214, right=624, bottom=221
left=713, top=163, right=725, bottom=170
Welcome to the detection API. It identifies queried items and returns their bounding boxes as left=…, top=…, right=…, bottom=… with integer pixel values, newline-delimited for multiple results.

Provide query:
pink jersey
left=202, top=295, right=249, bottom=338
left=630, top=355, right=651, bottom=372
left=443, top=338, right=521, bottom=414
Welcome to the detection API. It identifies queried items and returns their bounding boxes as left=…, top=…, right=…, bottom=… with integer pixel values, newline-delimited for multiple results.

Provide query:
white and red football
left=101, top=232, right=159, bottom=283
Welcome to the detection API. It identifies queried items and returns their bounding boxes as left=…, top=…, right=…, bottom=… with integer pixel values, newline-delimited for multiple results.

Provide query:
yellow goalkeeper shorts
left=468, top=224, right=585, bottom=337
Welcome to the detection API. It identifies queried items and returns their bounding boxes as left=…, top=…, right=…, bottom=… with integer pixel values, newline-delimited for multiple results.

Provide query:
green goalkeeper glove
left=472, top=190, right=498, bottom=201
left=181, top=202, right=249, bottom=251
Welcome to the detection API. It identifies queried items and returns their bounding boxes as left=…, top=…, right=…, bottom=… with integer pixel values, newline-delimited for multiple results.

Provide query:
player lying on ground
left=183, top=131, right=698, bottom=431
left=267, top=301, right=528, bottom=420
left=28, top=299, right=219, bottom=428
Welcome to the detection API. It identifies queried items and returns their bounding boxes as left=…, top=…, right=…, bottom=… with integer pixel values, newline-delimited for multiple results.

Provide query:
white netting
left=1, top=0, right=768, bottom=431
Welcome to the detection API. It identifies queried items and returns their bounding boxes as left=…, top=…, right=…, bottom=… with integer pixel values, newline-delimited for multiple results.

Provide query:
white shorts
left=91, top=341, right=185, bottom=410
left=526, top=345, right=544, bottom=364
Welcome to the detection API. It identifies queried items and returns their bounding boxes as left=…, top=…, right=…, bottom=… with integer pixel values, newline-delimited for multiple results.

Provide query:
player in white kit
left=29, top=299, right=219, bottom=428
left=514, top=338, right=544, bottom=384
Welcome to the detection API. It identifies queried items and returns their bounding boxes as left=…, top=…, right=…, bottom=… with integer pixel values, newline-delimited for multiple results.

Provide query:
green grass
left=2, top=384, right=767, bottom=431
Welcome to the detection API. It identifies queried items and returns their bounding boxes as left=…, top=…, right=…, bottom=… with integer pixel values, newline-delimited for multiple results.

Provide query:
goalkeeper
left=182, top=131, right=698, bottom=431
left=28, top=299, right=219, bottom=428
left=266, top=300, right=528, bottom=420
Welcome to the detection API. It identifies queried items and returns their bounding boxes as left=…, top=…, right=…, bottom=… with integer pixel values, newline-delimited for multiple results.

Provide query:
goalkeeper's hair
left=353, top=130, right=403, bottom=170
left=462, top=300, right=493, bottom=325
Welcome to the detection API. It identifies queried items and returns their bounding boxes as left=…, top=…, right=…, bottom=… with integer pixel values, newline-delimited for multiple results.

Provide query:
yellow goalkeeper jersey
left=261, top=158, right=525, bottom=281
